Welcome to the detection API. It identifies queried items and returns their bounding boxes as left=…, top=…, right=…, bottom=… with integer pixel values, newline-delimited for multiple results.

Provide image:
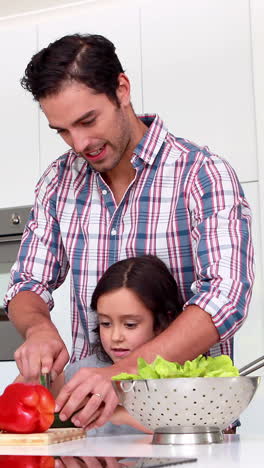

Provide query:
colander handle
left=120, top=381, right=136, bottom=392
left=239, top=355, right=264, bottom=376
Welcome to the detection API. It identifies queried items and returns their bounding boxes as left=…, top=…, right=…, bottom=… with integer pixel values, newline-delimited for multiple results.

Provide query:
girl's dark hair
left=21, top=34, right=124, bottom=105
left=90, top=255, right=183, bottom=362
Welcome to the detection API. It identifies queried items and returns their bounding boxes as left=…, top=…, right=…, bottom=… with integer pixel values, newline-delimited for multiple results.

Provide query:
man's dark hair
left=21, top=33, right=124, bottom=105
left=90, top=255, right=183, bottom=362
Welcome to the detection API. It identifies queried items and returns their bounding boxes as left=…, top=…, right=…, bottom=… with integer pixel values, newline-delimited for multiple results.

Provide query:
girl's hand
left=55, top=367, right=118, bottom=430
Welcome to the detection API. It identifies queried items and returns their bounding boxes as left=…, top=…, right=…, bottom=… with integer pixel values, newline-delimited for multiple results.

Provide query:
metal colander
left=113, top=375, right=260, bottom=444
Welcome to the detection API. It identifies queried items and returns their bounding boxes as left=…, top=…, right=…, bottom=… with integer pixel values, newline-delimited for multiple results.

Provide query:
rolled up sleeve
left=185, top=153, right=255, bottom=342
left=4, top=162, right=69, bottom=312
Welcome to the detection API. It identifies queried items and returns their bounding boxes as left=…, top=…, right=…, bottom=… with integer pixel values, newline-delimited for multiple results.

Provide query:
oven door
left=0, top=241, right=25, bottom=361
left=0, top=206, right=31, bottom=361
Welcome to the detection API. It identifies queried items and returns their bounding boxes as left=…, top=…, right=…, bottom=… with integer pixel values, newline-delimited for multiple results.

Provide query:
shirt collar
left=73, top=114, right=168, bottom=172
left=132, top=114, right=168, bottom=167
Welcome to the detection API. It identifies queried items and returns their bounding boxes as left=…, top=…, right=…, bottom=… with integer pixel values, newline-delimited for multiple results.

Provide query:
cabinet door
left=50, top=273, right=72, bottom=355
left=236, top=181, right=264, bottom=434
left=250, top=0, right=264, bottom=272
left=234, top=182, right=263, bottom=368
left=0, top=27, right=39, bottom=208
left=38, top=4, right=142, bottom=171
left=0, top=362, right=18, bottom=394
left=141, top=0, right=257, bottom=183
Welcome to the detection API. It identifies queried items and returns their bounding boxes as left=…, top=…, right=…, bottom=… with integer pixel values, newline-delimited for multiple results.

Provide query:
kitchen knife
left=40, top=373, right=52, bottom=390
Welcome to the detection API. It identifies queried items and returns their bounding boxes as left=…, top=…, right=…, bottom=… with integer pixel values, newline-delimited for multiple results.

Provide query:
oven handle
left=0, top=235, right=22, bottom=243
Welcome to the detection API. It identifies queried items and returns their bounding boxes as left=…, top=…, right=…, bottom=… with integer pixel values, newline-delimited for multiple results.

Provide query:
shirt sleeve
left=3, top=161, right=69, bottom=312
left=184, top=151, right=255, bottom=342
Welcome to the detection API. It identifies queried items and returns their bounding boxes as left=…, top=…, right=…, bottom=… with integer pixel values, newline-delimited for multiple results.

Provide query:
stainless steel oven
left=0, top=205, right=32, bottom=360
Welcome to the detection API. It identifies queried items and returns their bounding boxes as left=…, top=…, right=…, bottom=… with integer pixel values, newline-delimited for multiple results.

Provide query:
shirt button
left=102, top=189, right=107, bottom=195
left=111, top=229, right=117, bottom=236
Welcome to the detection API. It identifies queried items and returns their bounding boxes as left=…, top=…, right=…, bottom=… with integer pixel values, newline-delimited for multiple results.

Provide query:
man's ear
left=116, top=73, right=131, bottom=107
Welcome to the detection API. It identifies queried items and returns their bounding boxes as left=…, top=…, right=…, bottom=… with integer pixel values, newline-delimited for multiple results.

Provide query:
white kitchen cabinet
left=250, top=0, right=264, bottom=271
left=234, top=182, right=263, bottom=368
left=235, top=181, right=264, bottom=434
left=240, top=1, right=264, bottom=436
left=140, top=0, right=257, bottom=183
left=0, top=361, right=18, bottom=394
left=50, top=273, right=72, bottom=355
left=38, top=4, right=142, bottom=172
left=0, top=26, right=39, bottom=208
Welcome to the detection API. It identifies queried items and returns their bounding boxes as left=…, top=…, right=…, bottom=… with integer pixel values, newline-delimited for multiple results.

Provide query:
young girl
left=61, top=254, right=182, bottom=434
left=16, top=255, right=182, bottom=434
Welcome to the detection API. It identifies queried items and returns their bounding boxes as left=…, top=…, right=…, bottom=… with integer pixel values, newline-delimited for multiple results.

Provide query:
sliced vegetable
left=51, top=412, right=76, bottom=428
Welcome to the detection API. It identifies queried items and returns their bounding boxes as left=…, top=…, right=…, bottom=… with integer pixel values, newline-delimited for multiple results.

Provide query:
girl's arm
left=110, top=405, right=153, bottom=434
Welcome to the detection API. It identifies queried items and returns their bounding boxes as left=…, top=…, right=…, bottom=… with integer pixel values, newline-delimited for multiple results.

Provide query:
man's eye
left=56, top=129, right=66, bottom=134
left=82, top=119, right=95, bottom=126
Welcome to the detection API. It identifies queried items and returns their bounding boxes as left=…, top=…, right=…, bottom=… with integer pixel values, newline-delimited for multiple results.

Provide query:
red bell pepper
left=0, top=455, right=55, bottom=467
left=0, top=383, right=55, bottom=433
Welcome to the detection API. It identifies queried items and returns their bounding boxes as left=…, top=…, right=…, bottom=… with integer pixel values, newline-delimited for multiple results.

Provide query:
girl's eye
left=125, top=323, right=138, bottom=329
left=99, top=321, right=111, bottom=328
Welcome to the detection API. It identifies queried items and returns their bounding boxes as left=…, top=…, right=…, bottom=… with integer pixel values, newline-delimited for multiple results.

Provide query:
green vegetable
left=51, top=412, right=76, bottom=428
left=38, top=375, right=78, bottom=428
left=111, top=372, right=141, bottom=380
left=112, top=354, right=239, bottom=380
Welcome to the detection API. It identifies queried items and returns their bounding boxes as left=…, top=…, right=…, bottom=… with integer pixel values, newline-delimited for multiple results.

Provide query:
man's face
left=39, top=78, right=132, bottom=173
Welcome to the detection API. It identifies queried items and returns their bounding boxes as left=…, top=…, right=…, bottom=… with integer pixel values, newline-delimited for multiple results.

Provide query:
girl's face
left=97, top=287, right=156, bottom=363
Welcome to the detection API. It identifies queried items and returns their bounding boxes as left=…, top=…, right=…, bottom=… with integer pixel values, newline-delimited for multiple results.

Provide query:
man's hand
left=14, top=326, right=69, bottom=382
left=9, top=291, right=70, bottom=382
left=55, top=367, right=118, bottom=430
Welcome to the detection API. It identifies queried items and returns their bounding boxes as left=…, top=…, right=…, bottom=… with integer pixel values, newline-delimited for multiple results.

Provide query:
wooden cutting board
left=0, top=428, right=86, bottom=445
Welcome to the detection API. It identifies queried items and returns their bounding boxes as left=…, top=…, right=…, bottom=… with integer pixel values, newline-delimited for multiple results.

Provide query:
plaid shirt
left=4, top=115, right=254, bottom=363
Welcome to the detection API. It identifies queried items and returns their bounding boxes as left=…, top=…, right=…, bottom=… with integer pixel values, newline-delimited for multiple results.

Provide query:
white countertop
left=0, top=433, right=263, bottom=467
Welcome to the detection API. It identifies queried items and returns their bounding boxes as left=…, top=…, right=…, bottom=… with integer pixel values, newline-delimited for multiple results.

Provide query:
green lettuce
left=111, top=354, right=239, bottom=380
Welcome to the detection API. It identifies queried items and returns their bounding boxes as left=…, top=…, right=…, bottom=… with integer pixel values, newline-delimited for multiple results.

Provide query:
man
left=4, top=34, right=254, bottom=431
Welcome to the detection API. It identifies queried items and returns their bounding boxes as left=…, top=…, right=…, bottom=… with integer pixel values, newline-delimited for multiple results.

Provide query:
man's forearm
left=8, top=291, right=54, bottom=338
left=111, top=305, right=219, bottom=375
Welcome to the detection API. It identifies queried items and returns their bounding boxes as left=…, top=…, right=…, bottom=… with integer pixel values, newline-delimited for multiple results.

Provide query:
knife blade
left=40, top=372, right=52, bottom=390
